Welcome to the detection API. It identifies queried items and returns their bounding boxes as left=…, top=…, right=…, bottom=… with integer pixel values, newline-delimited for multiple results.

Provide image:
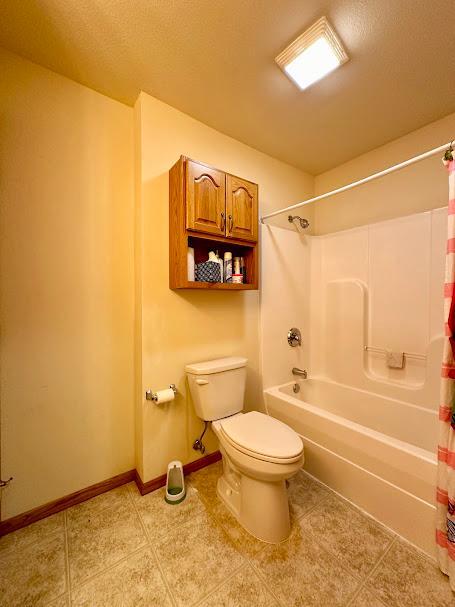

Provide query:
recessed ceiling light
left=275, top=16, right=348, bottom=91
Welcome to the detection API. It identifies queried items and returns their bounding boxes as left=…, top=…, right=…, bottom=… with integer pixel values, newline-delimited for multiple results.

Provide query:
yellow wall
left=0, top=51, right=314, bottom=516
left=0, top=49, right=135, bottom=518
left=314, top=111, right=455, bottom=234
left=2, top=44, right=453, bottom=516
left=135, top=92, right=313, bottom=481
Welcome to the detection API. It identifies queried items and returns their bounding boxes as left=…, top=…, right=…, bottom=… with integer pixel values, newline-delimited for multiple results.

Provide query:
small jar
left=234, top=257, right=241, bottom=275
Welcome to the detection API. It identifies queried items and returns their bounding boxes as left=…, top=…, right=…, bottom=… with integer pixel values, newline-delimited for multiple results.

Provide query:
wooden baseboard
left=0, top=469, right=136, bottom=538
left=135, top=451, right=222, bottom=495
left=0, top=450, right=221, bottom=536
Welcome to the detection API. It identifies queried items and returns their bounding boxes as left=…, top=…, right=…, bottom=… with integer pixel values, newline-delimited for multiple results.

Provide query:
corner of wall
left=133, top=96, right=144, bottom=479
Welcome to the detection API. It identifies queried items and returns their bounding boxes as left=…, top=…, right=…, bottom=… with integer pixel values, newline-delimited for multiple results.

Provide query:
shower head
left=288, top=215, right=310, bottom=229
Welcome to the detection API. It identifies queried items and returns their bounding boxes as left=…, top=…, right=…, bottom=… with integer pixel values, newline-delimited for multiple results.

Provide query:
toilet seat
left=219, top=411, right=304, bottom=464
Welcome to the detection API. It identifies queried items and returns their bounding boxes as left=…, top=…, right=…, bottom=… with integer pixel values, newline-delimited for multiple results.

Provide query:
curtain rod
left=261, top=141, right=452, bottom=223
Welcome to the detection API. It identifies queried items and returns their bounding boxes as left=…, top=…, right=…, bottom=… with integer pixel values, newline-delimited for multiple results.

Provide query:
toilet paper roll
left=154, top=388, right=175, bottom=404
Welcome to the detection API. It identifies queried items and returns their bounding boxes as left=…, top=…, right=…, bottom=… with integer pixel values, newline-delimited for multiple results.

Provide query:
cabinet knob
left=221, top=212, right=225, bottom=231
left=228, top=214, right=234, bottom=233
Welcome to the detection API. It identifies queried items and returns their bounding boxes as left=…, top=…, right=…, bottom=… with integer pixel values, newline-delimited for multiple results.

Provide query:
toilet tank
left=185, top=357, right=247, bottom=421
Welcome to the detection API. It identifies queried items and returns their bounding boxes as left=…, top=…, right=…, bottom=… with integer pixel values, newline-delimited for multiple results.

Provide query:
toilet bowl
left=213, top=411, right=304, bottom=543
left=186, top=357, right=304, bottom=543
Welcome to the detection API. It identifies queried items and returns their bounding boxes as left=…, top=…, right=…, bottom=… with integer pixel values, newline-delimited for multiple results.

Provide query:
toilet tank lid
left=185, top=357, right=247, bottom=375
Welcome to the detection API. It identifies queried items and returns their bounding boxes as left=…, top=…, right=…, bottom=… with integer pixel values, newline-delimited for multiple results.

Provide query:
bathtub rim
left=264, top=380, right=437, bottom=466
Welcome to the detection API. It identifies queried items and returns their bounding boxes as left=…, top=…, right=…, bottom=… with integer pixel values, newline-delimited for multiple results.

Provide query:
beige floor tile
left=288, top=470, right=330, bottom=519
left=66, top=484, right=132, bottom=526
left=156, top=512, right=244, bottom=607
left=211, top=501, right=267, bottom=559
left=251, top=523, right=360, bottom=607
left=369, top=539, right=455, bottom=607
left=48, top=594, right=70, bottom=606
left=129, top=483, right=207, bottom=542
left=301, top=496, right=394, bottom=578
left=71, top=546, right=172, bottom=606
left=0, top=533, right=67, bottom=606
left=350, top=587, right=387, bottom=607
left=198, top=564, right=278, bottom=606
left=0, top=512, right=65, bottom=555
left=4, top=470, right=450, bottom=607
left=67, top=499, right=147, bottom=587
left=187, top=461, right=223, bottom=509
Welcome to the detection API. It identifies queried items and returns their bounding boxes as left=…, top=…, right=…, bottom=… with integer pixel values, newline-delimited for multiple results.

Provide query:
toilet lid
left=220, top=411, right=303, bottom=459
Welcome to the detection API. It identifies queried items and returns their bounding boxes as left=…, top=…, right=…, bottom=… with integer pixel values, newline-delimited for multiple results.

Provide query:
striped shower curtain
left=437, top=154, right=455, bottom=588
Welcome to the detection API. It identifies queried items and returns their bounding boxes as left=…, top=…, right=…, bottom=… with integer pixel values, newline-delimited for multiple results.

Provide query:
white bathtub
left=264, top=378, right=438, bottom=557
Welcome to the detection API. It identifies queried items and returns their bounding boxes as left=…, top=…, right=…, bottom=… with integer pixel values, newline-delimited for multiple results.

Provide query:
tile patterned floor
left=0, top=462, right=454, bottom=606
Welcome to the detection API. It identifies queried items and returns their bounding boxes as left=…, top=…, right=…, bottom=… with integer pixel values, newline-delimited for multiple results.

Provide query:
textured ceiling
left=1, top=0, right=454, bottom=174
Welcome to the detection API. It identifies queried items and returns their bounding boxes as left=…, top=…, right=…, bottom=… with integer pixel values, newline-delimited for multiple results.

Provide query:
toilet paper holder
left=145, top=384, right=177, bottom=402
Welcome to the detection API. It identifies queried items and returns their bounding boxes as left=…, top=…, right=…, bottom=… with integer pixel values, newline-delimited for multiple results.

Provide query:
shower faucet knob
left=287, top=327, right=302, bottom=347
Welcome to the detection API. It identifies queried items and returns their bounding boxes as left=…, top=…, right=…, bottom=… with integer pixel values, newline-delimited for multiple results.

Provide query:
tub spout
left=292, top=368, right=307, bottom=379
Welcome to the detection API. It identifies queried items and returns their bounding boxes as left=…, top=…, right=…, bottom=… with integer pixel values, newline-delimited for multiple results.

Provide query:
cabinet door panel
left=226, top=175, right=258, bottom=242
left=186, top=160, right=226, bottom=236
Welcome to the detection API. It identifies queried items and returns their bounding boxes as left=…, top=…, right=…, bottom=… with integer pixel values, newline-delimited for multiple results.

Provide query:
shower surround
left=261, top=207, right=447, bottom=557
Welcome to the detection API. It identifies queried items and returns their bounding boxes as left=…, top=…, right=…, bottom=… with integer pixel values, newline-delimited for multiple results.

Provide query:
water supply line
left=193, top=421, right=209, bottom=454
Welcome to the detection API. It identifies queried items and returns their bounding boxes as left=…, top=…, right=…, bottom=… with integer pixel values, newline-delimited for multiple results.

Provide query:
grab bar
left=364, top=346, right=425, bottom=361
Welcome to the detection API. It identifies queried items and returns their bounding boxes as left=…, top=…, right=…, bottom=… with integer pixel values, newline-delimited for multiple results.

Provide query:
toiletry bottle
left=224, top=252, right=233, bottom=283
left=232, top=256, right=242, bottom=283
left=187, top=247, right=195, bottom=281
left=240, top=256, right=247, bottom=283
left=216, top=250, right=224, bottom=282
left=234, top=256, right=241, bottom=275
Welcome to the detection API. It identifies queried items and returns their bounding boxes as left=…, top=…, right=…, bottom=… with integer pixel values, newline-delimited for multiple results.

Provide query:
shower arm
left=288, top=215, right=310, bottom=229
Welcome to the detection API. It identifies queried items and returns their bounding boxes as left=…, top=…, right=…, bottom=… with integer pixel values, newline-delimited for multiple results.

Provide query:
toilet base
left=217, top=455, right=291, bottom=544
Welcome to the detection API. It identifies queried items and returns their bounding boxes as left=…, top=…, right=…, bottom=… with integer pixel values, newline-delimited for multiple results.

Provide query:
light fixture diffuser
left=275, top=16, right=348, bottom=90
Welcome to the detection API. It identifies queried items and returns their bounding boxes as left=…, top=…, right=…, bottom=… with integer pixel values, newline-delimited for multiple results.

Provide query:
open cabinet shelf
left=181, top=281, right=257, bottom=290
left=169, top=156, right=259, bottom=290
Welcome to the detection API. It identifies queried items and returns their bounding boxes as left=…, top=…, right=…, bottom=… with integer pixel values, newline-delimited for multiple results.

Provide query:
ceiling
left=1, top=0, right=454, bottom=174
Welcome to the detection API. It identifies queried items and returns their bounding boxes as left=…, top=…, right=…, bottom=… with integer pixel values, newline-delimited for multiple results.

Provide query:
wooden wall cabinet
left=185, top=159, right=258, bottom=242
left=170, top=156, right=259, bottom=290
left=226, top=175, right=258, bottom=242
left=186, top=160, right=226, bottom=237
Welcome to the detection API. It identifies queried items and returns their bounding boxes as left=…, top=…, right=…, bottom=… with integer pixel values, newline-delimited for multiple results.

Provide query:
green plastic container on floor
left=165, top=461, right=186, bottom=505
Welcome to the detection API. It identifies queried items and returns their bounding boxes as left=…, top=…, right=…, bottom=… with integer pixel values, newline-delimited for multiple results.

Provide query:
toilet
left=186, top=356, right=304, bottom=543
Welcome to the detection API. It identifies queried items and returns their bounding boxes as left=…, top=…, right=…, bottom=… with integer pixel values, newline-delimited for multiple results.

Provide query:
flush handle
left=196, top=379, right=209, bottom=385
